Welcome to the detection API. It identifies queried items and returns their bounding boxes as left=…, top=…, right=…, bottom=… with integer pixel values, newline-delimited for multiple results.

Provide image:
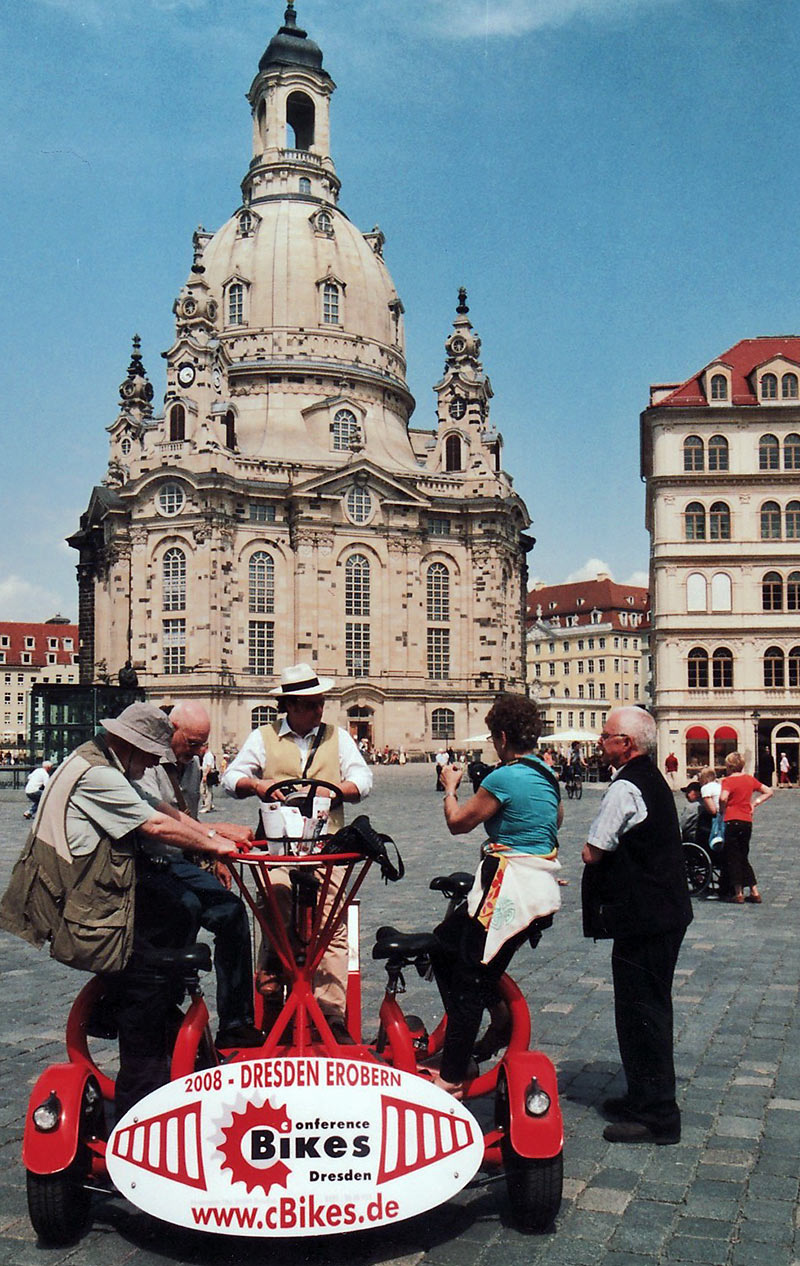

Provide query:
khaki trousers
left=257, top=864, right=347, bottom=1021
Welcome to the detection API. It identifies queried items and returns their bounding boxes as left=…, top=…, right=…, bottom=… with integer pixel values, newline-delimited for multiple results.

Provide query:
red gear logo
left=217, top=1099, right=292, bottom=1196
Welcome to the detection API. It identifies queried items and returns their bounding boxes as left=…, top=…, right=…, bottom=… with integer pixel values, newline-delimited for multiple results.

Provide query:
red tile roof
left=527, top=579, right=650, bottom=631
left=0, top=621, right=79, bottom=668
left=653, top=337, right=800, bottom=408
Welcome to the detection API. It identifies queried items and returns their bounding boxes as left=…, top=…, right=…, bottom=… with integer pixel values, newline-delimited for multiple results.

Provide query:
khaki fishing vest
left=260, top=721, right=344, bottom=832
left=0, top=740, right=137, bottom=974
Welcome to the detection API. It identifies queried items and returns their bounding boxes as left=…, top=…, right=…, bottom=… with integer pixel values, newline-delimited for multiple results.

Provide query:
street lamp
left=752, top=710, right=761, bottom=779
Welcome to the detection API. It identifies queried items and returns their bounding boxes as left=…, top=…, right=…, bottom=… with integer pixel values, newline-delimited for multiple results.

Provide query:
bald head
left=168, top=701, right=211, bottom=766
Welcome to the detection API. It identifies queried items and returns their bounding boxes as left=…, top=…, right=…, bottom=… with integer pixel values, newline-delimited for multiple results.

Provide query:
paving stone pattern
left=1, top=767, right=799, bottom=1264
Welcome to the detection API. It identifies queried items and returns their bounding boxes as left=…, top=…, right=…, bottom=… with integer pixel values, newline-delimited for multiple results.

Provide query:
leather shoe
left=603, top=1120, right=680, bottom=1145
left=601, top=1096, right=636, bottom=1120
left=216, top=1023, right=265, bottom=1049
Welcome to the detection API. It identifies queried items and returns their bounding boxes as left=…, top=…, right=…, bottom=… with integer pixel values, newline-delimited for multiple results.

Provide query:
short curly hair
left=485, top=693, right=542, bottom=752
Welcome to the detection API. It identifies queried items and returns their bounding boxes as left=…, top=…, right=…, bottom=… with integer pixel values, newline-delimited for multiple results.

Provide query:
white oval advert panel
left=107, top=1057, right=484, bottom=1236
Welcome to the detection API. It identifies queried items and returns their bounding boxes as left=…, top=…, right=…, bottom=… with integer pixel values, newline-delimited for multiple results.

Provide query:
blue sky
left=3, top=0, right=800, bottom=620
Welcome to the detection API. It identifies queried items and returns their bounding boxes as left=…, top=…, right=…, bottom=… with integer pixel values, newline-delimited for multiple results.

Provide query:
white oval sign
left=107, top=1057, right=484, bottom=1236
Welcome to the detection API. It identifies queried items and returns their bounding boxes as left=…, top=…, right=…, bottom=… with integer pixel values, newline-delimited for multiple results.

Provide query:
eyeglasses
left=600, top=732, right=629, bottom=742
left=182, top=736, right=208, bottom=750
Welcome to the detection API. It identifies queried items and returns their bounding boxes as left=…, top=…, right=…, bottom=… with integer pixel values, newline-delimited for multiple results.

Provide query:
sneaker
left=603, top=1120, right=680, bottom=1145
left=22, top=811, right=32, bottom=820
left=216, top=1023, right=265, bottom=1049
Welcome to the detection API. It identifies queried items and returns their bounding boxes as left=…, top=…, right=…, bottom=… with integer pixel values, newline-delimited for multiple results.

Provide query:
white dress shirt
left=222, top=720, right=372, bottom=800
left=586, top=767, right=647, bottom=853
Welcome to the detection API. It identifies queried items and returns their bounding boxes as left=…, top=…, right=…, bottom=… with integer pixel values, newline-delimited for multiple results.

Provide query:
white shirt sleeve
left=586, top=776, right=647, bottom=853
left=222, top=728, right=267, bottom=796
left=336, top=727, right=373, bottom=799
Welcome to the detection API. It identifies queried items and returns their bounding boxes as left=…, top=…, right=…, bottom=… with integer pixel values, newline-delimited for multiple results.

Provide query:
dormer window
left=314, top=210, right=333, bottom=235
left=227, top=282, right=245, bottom=326
left=238, top=210, right=253, bottom=236
left=782, top=372, right=799, bottom=399
left=322, top=281, right=340, bottom=324
left=331, top=409, right=360, bottom=451
left=761, top=372, right=778, bottom=400
left=710, top=373, right=728, bottom=401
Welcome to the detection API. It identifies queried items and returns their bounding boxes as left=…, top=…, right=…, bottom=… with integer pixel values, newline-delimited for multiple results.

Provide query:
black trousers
left=721, top=820, right=756, bottom=892
left=105, top=866, right=195, bottom=1122
left=611, top=927, right=685, bottom=1131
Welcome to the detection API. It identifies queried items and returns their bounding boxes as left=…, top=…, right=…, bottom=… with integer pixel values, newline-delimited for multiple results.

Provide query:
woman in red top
left=719, top=752, right=773, bottom=904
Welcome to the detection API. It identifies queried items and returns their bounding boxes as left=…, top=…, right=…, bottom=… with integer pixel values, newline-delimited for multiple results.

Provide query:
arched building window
left=788, top=572, right=800, bottom=611
left=763, top=571, right=783, bottom=611
left=713, top=726, right=738, bottom=766
left=786, top=501, right=800, bottom=539
left=444, top=434, right=462, bottom=472
left=711, top=647, right=733, bottom=688
left=249, top=551, right=275, bottom=613
left=710, top=375, right=728, bottom=401
left=224, top=411, right=236, bottom=450
left=764, top=646, right=785, bottom=688
left=431, top=708, right=455, bottom=740
left=427, top=562, right=450, bottom=621
left=169, top=404, right=185, bottom=442
left=345, top=554, right=370, bottom=615
left=683, top=435, right=704, bottom=471
left=332, top=409, right=359, bottom=450
left=322, top=281, right=340, bottom=324
left=709, top=501, right=730, bottom=540
left=251, top=704, right=278, bottom=727
left=228, top=283, right=244, bottom=325
left=162, top=547, right=186, bottom=611
left=710, top=572, right=732, bottom=611
left=686, top=725, right=709, bottom=770
left=761, top=374, right=778, bottom=401
left=686, top=573, right=707, bottom=611
left=286, top=90, right=315, bottom=149
left=789, top=647, right=800, bottom=689
left=782, top=372, right=798, bottom=399
left=784, top=433, right=800, bottom=470
left=761, top=501, right=782, bottom=539
left=708, top=434, right=729, bottom=470
left=759, top=433, right=779, bottom=468
left=685, top=502, right=706, bottom=540
left=688, top=647, right=709, bottom=689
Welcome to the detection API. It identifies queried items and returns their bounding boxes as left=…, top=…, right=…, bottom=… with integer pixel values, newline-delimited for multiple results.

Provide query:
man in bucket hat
left=0, top=701, right=253, bottom=1118
left=223, top=663, right=372, bottom=1040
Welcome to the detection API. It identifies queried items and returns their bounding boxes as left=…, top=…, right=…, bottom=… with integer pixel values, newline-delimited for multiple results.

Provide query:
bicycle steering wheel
left=265, top=777, right=344, bottom=818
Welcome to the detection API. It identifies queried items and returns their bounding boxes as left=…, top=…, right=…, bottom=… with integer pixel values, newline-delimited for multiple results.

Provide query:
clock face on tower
left=449, top=397, right=467, bottom=420
left=212, top=367, right=222, bottom=391
left=177, top=363, right=196, bottom=388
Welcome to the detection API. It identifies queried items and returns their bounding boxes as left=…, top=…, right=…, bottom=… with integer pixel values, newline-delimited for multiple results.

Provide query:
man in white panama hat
left=223, top=663, right=372, bottom=1039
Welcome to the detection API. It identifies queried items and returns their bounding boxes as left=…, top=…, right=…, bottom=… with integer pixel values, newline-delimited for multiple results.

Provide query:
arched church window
left=427, top=563, right=450, bottom=622
left=224, top=411, right=237, bottom=450
left=345, top=554, right=370, bottom=616
left=299, top=177, right=311, bottom=194
left=315, top=211, right=333, bottom=234
left=169, top=404, right=185, bottom=443
left=332, top=409, right=359, bottom=450
left=322, top=282, right=340, bottom=325
left=120, top=436, right=132, bottom=456
left=444, top=434, right=462, bottom=472
left=251, top=704, right=278, bottom=728
left=249, top=551, right=275, bottom=614
left=163, top=548, right=186, bottom=611
left=346, top=486, right=372, bottom=524
left=238, top=210, right=253, bottom=235
left=431, top=708, right=455, bottom=741
left=228, top=283, right=244, bottom=326
left=286, top=90, right=315, bottom=150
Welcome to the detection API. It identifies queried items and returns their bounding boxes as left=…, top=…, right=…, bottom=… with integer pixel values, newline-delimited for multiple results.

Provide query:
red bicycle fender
left=503, top=1050, right=563, bottom=1158
left=23, top=1063, right=90, bottom=1174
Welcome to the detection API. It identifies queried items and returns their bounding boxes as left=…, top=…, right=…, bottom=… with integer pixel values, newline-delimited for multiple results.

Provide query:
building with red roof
left=526, top=575, right=650, bottom=738
left=641, top=338, right=800, bottom=782
left=0, top=618, right=79, bottom=751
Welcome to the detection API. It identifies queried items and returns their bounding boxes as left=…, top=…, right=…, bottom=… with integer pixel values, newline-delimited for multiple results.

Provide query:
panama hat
left=100, top=702, right=175, bottom=760
left=267, top=662, right=334, bottom=699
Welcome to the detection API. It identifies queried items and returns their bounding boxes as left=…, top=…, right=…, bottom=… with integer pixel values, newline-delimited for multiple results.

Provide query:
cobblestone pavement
left=1, top=767, right=799, bottom=1265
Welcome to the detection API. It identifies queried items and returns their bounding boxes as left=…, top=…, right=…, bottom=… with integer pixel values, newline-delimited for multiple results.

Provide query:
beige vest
left=0, top=740, right=137, bottom=974
left=260, top=722, right=344, bottom=832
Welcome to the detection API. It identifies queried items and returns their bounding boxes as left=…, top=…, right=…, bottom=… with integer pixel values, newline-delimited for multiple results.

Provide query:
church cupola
left=244, top=1, right=339, bottom=206
left=444, top=288, right=482, bottom=367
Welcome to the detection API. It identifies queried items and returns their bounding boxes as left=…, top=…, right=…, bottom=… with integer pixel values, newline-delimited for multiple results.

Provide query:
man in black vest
left=582, top=707, right=692, bottom=1144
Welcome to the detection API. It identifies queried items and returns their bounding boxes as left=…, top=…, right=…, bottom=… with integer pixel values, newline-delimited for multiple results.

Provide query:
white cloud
left=624, top=569, right=650, bottom=588
left=564, top=557, right=616, bottom=583
left=0, top=575, right=74, bottom=623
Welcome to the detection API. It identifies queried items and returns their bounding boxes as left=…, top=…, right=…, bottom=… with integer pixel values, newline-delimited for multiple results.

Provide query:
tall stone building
left=641, top=336, right=800, bottom=781
left=69, top=3, right=532, bottom=755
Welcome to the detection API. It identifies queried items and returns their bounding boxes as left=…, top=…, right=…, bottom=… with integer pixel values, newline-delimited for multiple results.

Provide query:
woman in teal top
left=433, top=693, right=563, bottom=1095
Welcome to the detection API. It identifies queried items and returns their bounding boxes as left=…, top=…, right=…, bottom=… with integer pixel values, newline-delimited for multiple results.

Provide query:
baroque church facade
left=69, top=3, right=532, bottom=755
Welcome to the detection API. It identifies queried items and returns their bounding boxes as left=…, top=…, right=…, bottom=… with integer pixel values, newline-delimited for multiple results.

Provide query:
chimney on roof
left=596, top=572, right=611, bottom=582
left=45, top=614, right=71, bottom=624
